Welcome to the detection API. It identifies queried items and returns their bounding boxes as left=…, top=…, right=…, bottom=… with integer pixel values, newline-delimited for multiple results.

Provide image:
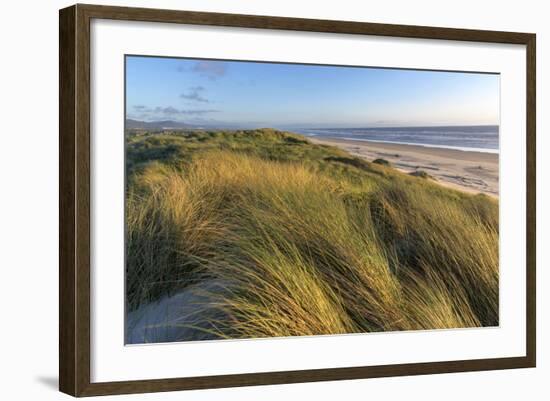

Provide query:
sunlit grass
left=126, top=129, right=499, bottom=340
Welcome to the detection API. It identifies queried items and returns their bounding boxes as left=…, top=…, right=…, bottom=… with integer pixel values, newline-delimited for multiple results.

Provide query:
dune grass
left=126, top=129, right=499, bottom=341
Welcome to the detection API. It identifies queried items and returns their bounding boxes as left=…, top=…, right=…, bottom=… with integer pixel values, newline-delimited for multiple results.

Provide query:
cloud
left=191, top=61, right=227, bottom=80
left=129, top=105, right=219, bottom=120
left=153, top=106, right=218, bottom=115
left=180, top=86, right=209, bottom=103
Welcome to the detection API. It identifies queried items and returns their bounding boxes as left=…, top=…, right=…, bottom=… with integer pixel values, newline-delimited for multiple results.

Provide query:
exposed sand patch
left=310, top=137, right=499, bottom=197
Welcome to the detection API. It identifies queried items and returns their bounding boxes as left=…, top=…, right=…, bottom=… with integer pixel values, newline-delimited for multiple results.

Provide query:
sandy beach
left=310, top=137, right=499, bottom=197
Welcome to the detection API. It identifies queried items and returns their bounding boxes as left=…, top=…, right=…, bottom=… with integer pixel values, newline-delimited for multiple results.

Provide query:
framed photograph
left=59, top=4, right=536, bottom=397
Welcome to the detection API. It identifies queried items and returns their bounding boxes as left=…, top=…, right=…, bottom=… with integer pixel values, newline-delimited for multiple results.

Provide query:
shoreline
left=313, top=137, right=499, bottom=155
left=310, top=136, right=499, bottom=197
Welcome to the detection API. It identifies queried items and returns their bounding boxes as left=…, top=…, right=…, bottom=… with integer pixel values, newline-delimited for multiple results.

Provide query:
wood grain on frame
left=59, top=3, right=536, bottom=396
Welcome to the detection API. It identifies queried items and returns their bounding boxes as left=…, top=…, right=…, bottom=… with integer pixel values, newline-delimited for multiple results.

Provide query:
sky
left=125, top=55, right=500, bottom=128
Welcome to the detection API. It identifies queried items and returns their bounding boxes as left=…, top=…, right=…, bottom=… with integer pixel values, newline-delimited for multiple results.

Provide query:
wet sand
left=310, top=137, right=499, bottom=197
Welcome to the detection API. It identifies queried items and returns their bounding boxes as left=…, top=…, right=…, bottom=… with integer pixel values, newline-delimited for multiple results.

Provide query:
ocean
left=295, top=125, right=499, bottom=154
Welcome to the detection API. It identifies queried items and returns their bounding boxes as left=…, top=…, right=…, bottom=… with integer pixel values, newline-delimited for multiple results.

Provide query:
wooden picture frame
left=59, top=3, right=536, bottom=397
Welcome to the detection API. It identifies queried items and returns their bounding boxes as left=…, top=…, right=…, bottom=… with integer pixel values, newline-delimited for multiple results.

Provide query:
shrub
left=373, top=158, right=391, bottom=166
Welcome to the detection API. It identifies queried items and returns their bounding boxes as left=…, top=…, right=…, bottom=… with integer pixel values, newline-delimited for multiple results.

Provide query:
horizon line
left=125, top=118, right=499, bottom=130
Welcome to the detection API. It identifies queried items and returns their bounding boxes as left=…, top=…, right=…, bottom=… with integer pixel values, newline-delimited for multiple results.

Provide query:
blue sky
left=126, top=56, right=499, bottom=128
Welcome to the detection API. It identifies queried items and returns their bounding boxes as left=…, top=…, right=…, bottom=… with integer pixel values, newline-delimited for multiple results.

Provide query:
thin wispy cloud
left=157, top=106, right=219, bottom=116
left=129, top=105, right=219, bottom=120
left=180, top=86, right=209, bottom=103
left=191, top=61, right=227, bottom=80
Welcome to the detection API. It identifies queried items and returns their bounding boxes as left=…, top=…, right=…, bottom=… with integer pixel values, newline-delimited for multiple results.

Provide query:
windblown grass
left=126, top=129, right=499, bottom=341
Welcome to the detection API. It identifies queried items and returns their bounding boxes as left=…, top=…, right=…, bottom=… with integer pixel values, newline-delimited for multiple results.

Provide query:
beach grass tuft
left=409, top=170, right=432, bottom=179
left=373, top=158, right=391, bottom=166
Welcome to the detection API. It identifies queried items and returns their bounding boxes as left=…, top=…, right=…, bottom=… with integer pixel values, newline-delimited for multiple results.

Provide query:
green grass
left=409, top=170, right=432, bottom=179
left=373, top=158, right=391, bottom=166
left=126, top=128, right=499, bottom=340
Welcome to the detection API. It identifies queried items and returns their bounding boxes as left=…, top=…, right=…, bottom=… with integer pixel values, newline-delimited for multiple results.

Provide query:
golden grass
left=126, top=149, right=499, bottom=340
